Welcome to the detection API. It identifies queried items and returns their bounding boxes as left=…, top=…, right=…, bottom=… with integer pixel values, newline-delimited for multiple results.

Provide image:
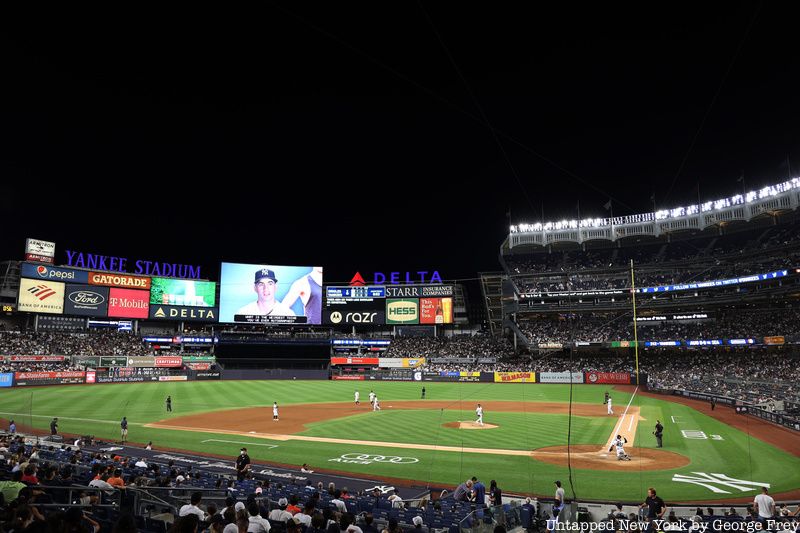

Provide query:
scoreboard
left=324, top=285, right=454, bottom=325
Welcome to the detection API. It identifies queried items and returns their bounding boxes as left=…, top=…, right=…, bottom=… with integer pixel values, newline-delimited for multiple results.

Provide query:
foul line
left=146, top=423, right=535, bottom=457
left=605, top=386, right=639, bottom=451
left=201, top=439, right=278, bottom=448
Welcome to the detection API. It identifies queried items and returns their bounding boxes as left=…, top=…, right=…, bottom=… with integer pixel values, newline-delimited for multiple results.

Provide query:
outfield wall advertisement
left=538, top=371, right=585, bottom=384
left=494, top=371, right=536, bottom=383
left=0, top=373, right=13, bottom=387
left=13, top=371, right=86, bottom=387
left=585, top=371, right=631, bottom=384
left=18, top=278, right=65, bottom=314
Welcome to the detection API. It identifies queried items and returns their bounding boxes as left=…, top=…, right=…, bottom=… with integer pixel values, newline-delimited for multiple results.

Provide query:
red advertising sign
left=89, top=272, right=151, bottom=290
left=155, top=356, right=183, bottom=368
left=86, top=371, right=96, bottom=384
left=25, top=253, right=54, bottom=264
left=585, top=371, right=631, bottom=385
left=108, top=288, right=150, bottom=318
left=13, top=371, right=86, bottom=386
left=330, top=357, right=380, bottom=366
left=419, top=298, right=453, bottom=324
left=185, top=362, right=211, bottom=370
left=332, top=375, right=365, bottom=380
left=0, top=355, right=66, bottom=362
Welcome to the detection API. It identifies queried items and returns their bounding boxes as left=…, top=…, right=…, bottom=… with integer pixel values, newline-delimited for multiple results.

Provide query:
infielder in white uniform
left=607, top=397, right=613, bottom=415
left=354, top=390, right=360, bottom=405
left=475, top=404, right=484, bottom=426
left=373, top=396, right=381, bottom=411
left=609, top=435, right=630, bottom=460
left=368, top=390, right=375, bottom=407
left=273, top=402, right=279, bottom=421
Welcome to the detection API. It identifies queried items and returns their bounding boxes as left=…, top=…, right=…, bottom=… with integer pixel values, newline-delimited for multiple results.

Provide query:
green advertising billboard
left=386, top=298, right=419, bottom=324
left=150, top=278, right=216, bottom=307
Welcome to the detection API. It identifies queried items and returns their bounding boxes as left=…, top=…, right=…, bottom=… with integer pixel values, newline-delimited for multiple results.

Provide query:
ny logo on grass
left=672, top=472, right=770, bottom=494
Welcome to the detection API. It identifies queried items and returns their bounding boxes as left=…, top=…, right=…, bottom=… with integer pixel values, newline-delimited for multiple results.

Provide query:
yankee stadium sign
left=65, top=250, right=201, bottom=279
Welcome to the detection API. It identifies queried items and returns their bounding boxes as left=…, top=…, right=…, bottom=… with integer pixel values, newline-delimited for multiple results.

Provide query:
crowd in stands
left=512, top=251, right=797, bottom=294
left=518, top=308, right=800, bottom=345
left=0, top=433, right=499, bottom=533
left=0, top=331, right=155, bottom=357
left=384, top=335, right=511, bottom=359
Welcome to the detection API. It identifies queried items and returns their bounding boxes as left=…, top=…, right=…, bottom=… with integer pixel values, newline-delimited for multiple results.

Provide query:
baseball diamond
left=1, top=380, right=798, bottom=502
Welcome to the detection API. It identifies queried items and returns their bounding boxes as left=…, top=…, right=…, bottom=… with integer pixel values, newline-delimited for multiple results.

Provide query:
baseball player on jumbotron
left=609, top=434, right=630, bottom=460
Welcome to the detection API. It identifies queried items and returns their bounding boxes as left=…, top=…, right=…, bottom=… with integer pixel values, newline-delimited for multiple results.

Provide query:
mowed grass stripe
left=2, top=381, right=799, bottom=502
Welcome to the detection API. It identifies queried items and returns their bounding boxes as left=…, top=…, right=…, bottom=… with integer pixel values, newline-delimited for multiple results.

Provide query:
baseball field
left=1, top=380, right=798, bottom=503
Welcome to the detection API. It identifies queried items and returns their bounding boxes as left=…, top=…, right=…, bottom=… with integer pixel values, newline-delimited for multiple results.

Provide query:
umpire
left=653, top=420, right=663, bottom=448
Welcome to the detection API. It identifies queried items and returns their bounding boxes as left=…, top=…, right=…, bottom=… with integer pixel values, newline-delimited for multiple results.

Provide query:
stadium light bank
left=508, top=178, right=800, bottom=246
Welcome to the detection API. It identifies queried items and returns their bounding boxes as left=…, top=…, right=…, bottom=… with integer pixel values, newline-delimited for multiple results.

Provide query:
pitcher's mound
left=443, top=421, right=499, bottom=430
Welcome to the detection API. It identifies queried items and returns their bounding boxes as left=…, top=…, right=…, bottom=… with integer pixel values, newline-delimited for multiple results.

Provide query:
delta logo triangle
left=154, top=307, right=166, bottom=318
left=349, top=272, right=366, bottom=286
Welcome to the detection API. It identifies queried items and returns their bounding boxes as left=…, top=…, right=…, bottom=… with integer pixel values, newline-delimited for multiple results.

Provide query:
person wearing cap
left=411, top=516, right=424, bottom=530
left=50, top=417, right=58, bottom=435
left=235, top=268, right=296, bottom=317
left=235, top=447, right=251, bottom=481
left=269, top=498, right=294, bottom=522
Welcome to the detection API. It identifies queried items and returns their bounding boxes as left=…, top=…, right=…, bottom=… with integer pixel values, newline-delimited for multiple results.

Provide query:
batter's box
left=671, top=415, right=686, bottom=424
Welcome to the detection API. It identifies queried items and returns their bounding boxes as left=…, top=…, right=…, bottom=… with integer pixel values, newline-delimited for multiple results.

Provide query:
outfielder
left=609, top=434, right=630, bottom=460
left=273, top=402, right=280, bottom=421
left=607, top=397, right=613, bottom=415
left=475, top=404, right=484, bottom=426
left=354, top=390, right=360, bottom=405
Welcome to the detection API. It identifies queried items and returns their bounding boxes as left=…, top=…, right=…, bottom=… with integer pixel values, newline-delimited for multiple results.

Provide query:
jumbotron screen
left=218, top=262, right=323, bottom=324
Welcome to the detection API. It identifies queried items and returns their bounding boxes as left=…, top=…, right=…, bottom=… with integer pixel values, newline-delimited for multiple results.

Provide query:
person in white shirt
left=753, top=486, right=775, bottom=519
left=331, top=490, right=347, bottom=512
left=294, top=503, right=314, bottom=527
left=273, top=402, right=280, bottom=421
left=607, top=397, right=614, bottom=415
left=354, top=390, right=360, bottom=405
left=179, top=492, right=205, bottom=521
left=269, top=498, right=293, bottom=522
left=235, top=269, right=296, bottom=318
left=475, top=404, right=484, bottom=426
left=134, top=458, right=148, bottom=468
left=248, top=501, right=271, bottom=532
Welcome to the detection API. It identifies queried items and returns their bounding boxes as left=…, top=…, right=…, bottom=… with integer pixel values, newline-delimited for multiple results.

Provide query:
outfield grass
left=1, top=380, right=798, bottom=502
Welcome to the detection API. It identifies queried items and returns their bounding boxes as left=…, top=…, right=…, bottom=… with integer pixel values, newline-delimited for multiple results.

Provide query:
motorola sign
left=325, top=309, right=385, bottom=324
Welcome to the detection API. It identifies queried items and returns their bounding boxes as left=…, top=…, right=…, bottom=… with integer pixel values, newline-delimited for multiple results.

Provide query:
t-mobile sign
left=108, top=288, right=150, bottom=318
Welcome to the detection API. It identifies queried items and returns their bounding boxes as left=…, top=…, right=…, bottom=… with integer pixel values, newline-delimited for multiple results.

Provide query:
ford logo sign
left=68, top=291, right=105, bottom=305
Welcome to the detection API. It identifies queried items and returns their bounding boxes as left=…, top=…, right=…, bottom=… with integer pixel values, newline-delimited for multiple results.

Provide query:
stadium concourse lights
left=509, top=177, right=800, bottom=232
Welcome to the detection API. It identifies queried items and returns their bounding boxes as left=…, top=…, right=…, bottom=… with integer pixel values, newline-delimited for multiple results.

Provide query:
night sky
left=1, top=3, right=797, bottom=284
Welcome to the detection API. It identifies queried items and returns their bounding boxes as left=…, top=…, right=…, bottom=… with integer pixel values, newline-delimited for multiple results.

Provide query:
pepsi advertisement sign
left=64, top=284, right=109, bottom=317
left=21, top=263, right=89, bottom=284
